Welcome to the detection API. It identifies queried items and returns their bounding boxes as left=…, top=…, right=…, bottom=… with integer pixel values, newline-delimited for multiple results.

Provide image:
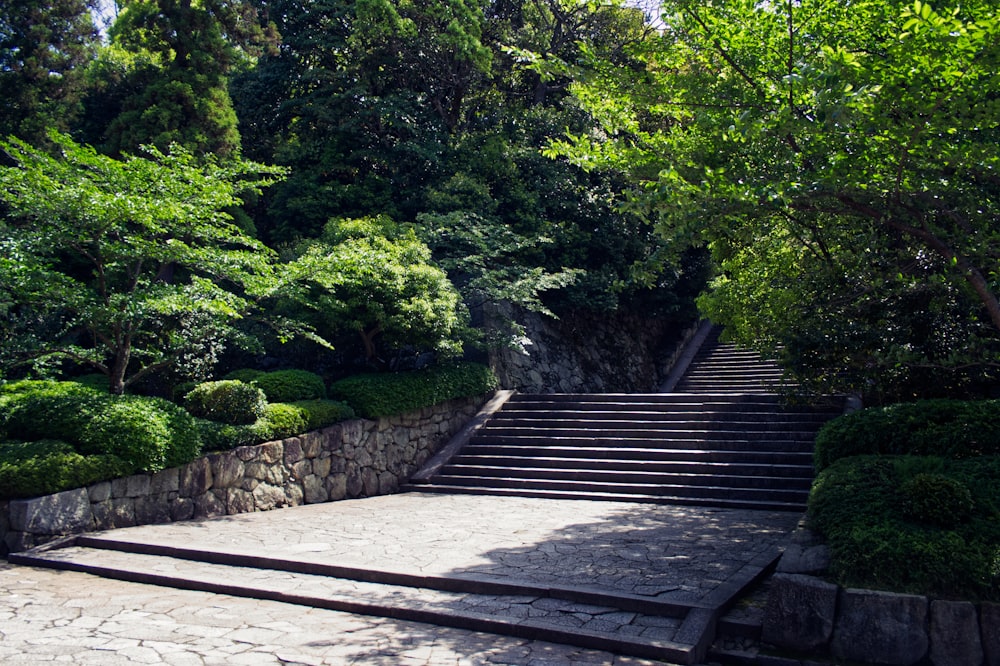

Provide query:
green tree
left=281, top=216, right=470, bottom=367
left=96, top=0, right=278, bottom=157
left=549, top=0, right=1000, bottom=397
left=0, top=133, right=286, bottom=394
left=0, top=0, right=99, bottom=141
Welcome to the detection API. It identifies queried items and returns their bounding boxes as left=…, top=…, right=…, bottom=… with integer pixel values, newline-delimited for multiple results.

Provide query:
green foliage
left=900, top=473, right=975, bottom=528
left=0, top=440, right=132, bottom=501
left=250, top=369, right=327, bottom=403
left=0, top=132, right=286, bottom=394
left=330, top=362, right=497, bottom=418
left=815, top=400, right=1000, bottom=471
left=808, top=455, right=1000, bottom=600
left=183, top=380, right=267, bottom=425
left=222, top=368, right=266, bottom=384
left=282, top=218, right=471, bottom=364
left=79, top=395, right=201, bottom=472
left=550, top=0, right=1000, bottom=398
left=254, top=403, right=308, bottom=441
left=0, top=0, right=98, bottom=142
left=289, top=399, right=356, bottom=430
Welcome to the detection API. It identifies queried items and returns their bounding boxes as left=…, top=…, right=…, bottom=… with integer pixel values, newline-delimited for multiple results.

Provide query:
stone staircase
left=405, top=326, right=842, bottom=513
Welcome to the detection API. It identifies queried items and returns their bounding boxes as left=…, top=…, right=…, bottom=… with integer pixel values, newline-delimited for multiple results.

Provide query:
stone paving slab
left=73, top=493, right=801, bottom=606
left=0, top=562, right=671, bottom=665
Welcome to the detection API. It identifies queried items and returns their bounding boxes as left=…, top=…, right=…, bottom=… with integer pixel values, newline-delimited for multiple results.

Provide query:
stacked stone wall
left=1, top=394, right=486, bottom=555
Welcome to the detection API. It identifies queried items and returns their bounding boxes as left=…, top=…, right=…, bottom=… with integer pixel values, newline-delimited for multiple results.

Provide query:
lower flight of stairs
left=404, top=392, right=842, bottom=512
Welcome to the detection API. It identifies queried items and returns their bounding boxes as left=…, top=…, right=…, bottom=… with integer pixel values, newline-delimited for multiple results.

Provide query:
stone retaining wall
left=0, top=394, right=486, bottom=555
left=764, top=528, right=998, bottom=666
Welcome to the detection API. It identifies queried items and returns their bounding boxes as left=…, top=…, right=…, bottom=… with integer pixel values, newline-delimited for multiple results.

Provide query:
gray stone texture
left=762, top=573, right=838, bottom=652
left=831, top=588, right=929, bottom=665
left=9, top=488, right=92, bottom=534
left=776, top=543, right=830, bottom=575
left=982, top=603, right=1000, bottom=666
left=929, top=599, right=983, bottom=666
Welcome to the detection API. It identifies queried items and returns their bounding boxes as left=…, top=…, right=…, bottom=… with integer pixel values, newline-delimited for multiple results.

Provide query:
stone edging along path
left=0, top=393, right=488, bottom=555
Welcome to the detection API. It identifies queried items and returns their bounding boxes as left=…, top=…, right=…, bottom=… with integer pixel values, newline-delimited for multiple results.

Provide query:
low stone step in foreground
left=10, top=493, right=802, bottom=665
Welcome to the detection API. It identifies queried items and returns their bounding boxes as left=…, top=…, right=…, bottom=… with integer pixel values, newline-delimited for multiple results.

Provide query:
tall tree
left=97, top=0, right=278, bottom=157
left=0, top=133, right=286, bottom=394
left=0, top=0, right=99, bottom=141
left=549, top=0, right=1000, bottom=398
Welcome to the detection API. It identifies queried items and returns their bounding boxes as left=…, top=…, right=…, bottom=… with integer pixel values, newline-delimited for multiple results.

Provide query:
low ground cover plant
left=809, top=398, right=1000, bottom=601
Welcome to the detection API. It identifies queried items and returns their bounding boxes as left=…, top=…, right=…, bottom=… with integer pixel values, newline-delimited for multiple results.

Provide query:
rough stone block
left=285, top=483, right=304, bottom=507
left=982, top=603, right=1000, bottom=666
left=327, top=474, right=347, bottom=501
left=378, top=471, right=398, bottom=495
left=930, top=600, right=983, bottom=666
left=134, top=496, right=171, bottom=525
left=257, top=441, right=284, bottom=464
left=831, top=588, right=929, bottom=665
left=252, top=483, right=286, bottom=511
left=299, top=431, right=323, bottom=458
left=762, top=573, right=837, bottom=652
left=193, top=491, right=226, bottom=518
left=88, top=481, right=112, bottom=503
left=9, top=488, right=92, bottom=535
left=125, top=474, right=151, bottom=498
left=170, top=497, right=195, bottom=522
left=209, top=453, right=245, bottom=489
left=346, top=469, right=364, bottom=498
left=149, top=467, right=179, bottom=495
left=283, top=438, right=303, bottom=465
left=312, top=456, right=332, bottom=479
left=91, top=501, right=113, bottom=531
left=303, top=475, right=327, bottom=504
left=234, top=444, right=259, bottom=462
left=361, top=468, right=379, bottom=496
left=776, top=544, right=831, bottom=575
left=244, top=462, right=285, bottom=485
left=179, top=458, right=212, bottom=497
left=225, top=488, right=254, bottom=515
left=107, top=497, right=136, bottom=529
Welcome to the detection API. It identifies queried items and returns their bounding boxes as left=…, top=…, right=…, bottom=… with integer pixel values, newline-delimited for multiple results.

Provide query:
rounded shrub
left=222, top=368, right=266, bottom=383
left=0, top=380, right=109, bottom=443
left=183, top=380, right=267, bottom=425
left=256, top=403, right=309, bottom=441
left=291, top=399, right=356, bottom=430
left=252, top=369, right=327, bottom=402
left=0, top=439, right=132, bottom=500
left=900, top=473, right=975, bottom=528
left=80, top=395, right=202, bottom=472
left=815, top=399, right=1000, bottom=471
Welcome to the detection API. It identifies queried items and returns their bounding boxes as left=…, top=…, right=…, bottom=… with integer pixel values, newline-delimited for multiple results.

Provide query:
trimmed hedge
left=222, top=368, right=266, bottom=384
left=808, top=455, right=1000, bottom=601
left=183, top=380, right=268, bottom=425
left=251, top=369, right=327, bottom=402
left=329, top=362, right=498, bottom=418
left=195, top=400, right=354, bottom=451
left=0, top=439, right=132, bottom=501
left=291, top=399, right=355, bottom=430
left=814, top=399, right=1000, bottom=471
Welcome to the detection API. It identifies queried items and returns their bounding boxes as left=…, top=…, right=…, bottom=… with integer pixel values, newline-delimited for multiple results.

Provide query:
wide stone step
left=468, top=434, right=815, bottom=452
left=450, top=455, right=814, bottom=478
left=10, top=541, right=699, bottom=664
left=421, top=476, right=810, bottom=505
left=494, top=409, right=834, bottom=425
left=402, top=484, right=808, bottom=513
left=476, top=426, right=820, bottom=442
left=440, top=465, right=814, bottom=490
left=506, top=399, right=841, bottom=415
left=458, top=444, right=815, bottom=465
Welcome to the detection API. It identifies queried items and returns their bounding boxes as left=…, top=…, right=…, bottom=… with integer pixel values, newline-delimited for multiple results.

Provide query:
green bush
left=183, top=380, right=267, bottom=425
left=222, top=368, right=265, bottom=383
left=814, top=399, right=1000, bottom=471
left=0, top=439, right=132, bottom=500
left=0, top=380, right=109, bottom=443
left=79, top=395, right=202, bottom=472
left=68, top=373, right=112, bottom=392
left=900, top=473, right=975, bottom=528
left=290, top=399, right=355, bottom=430
left=808, top=455, right=1000, bottom=600
left=251, top=369, right=327, bottom=402
left=257, top=403, right=309, bottom=441
left=330, top=362, right=497, bottom=418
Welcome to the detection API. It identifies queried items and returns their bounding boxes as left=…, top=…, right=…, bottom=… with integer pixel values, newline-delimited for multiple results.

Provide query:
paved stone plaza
left=1, top=493, right=802, bottom=664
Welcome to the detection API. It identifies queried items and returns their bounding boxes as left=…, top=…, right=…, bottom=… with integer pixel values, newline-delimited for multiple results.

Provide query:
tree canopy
left=548, top=0, right=1000, bottom=399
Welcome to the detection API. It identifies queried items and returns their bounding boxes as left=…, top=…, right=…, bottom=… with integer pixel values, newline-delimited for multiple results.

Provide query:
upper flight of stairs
left=405, top=325, right=844, bottom=512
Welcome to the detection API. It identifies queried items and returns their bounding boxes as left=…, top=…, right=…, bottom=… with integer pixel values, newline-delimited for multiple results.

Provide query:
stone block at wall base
left=980, top=603, right=1000, bottom=666
left=830, top=588, right=928, bottom=666
left=762, top=574, right=837, bottom=652
left=929, top=600, right=983, bottom=666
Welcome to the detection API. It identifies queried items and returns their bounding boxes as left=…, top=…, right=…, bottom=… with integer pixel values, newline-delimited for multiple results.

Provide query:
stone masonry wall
left=0, top=394, right=486, bottom=555
left=488, top=303, right=693, bottom=394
